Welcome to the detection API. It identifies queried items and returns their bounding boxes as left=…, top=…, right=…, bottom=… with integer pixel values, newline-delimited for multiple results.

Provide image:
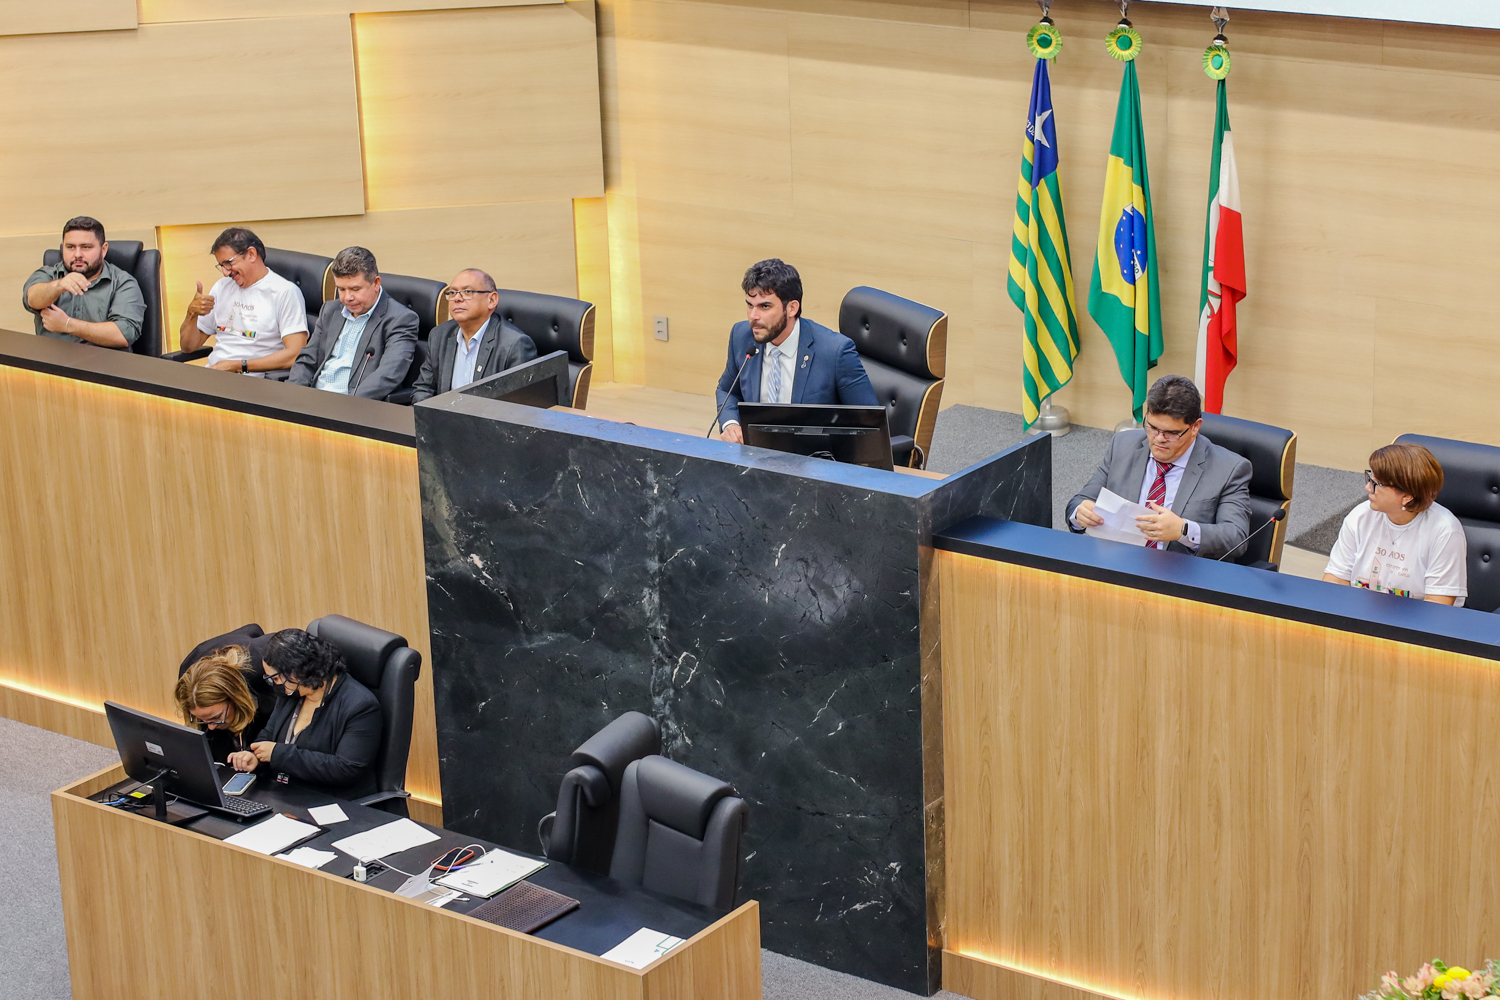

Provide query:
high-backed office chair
left=1394, top=433, right=1500, bottom=613
left=305, top=614, right=423, bottom=815
left=492, top=290, right=595, bottom=409
left=608, top=755, right=749, bottom=911
left=40, top=241, right=164, bottom=357
left=537, top=711, right=661, bottom=875
left=1199, top=412, right=1296, bottom=571
left=263, top=247, right=333, bottom=333
left=838, top=286, right=946, bottom=469
left=379, top=272, right=449, bottom=407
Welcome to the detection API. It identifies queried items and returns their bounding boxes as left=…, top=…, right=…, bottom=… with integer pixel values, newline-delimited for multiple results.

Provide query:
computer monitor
left=738, top=403, right=895, bottom=471
left=104, top=701, right=241, bottom=824
left=462, top=350, right=570, bottom=408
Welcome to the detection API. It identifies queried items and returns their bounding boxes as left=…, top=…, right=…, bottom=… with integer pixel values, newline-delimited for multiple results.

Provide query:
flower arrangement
left=1362, top=961, right=1500, bottom=1000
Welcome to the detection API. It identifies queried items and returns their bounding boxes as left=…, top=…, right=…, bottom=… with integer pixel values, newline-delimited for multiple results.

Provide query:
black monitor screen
left=104, top=701, right=226, bottom=809
left=738, top=403, right=894, bottom=471
left=460, top=350, right=570, bottom=408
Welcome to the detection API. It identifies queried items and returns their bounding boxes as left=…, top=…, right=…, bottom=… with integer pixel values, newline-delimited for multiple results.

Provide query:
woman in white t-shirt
left=1323, top=443, right=1467, bottom=606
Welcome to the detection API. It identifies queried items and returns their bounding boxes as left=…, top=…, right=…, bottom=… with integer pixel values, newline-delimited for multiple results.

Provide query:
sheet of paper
left=330, top=818, right=439, bottom=862
left=224, top=813, right=322, bottom=856
left=601, top=928, right=686, bottom=969
left=434, top=849, right=547, bottom=898
left=308, top=804, right=349, bottom=825
left=1084, top=487, right=1151, bottom=546
left=278, top=847, right=337, bottom=870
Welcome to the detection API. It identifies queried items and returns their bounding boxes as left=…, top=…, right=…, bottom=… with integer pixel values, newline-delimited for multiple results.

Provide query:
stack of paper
left=1084, top=487, right=1151, bottom=546
left=224, top=814, right=322, bottom=856
left=278, top=847, right=338, bottom=870
left=330, top=818, right=439, bottom=862
left=601, top=928, right=685, bottom=969
left=434, top=849, right=547, bottom=898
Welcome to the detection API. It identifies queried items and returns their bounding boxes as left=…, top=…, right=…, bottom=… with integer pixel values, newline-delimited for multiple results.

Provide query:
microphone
left=1216, top=507, right=1287, bottom=562
left=706, top=346, right=761, bottom=437
left=350, top=350, right=374, bottom=389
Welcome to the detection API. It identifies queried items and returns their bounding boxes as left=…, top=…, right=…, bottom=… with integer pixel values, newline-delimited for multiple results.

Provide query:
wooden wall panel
left=575, top=197, right=616, bottom=381
left=597, top=0, right=1500, bottom=470
left=0, top=369, right=440, bottom=807
left=354, top=4, right=604, bottom=213
left=0, top=0, right=135, bottom=34
left=158, top=201, right=579, bottom=351
left=939, top=550, right=1500, bottom=1000
left=138, top=0, right=557, bottom=22
left=0, top=16, right=365, bottom=235
left=0, top=228, right=157, bottom=340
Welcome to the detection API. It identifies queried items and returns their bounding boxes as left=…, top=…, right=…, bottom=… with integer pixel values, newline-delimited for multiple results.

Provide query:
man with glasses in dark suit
left=409, top=268, right=536, bottom=404
left=1067, top=374, right=1251, bottom=558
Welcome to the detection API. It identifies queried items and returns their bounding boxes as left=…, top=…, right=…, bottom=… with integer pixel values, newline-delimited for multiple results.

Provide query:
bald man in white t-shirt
left=179, top=227, right=308, bottom=376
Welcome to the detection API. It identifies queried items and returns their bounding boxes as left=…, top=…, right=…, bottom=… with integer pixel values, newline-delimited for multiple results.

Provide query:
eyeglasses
left=1364, top=470, right=1389, bottom=491
left=195, top=705, right=232, bottom=729
left=1143, top=420, right=1191, bottom=443
left=213, top=253, right=243, bottom=274
left=263, top=670, right=290, bottom=688
left=442, top=288, right=493, bottom=301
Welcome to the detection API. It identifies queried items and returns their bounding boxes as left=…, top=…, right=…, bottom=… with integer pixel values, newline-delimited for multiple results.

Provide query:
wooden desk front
left=54, top=765, right=761, bottom=1000
left=935, top=518, right=1500, bottom=1000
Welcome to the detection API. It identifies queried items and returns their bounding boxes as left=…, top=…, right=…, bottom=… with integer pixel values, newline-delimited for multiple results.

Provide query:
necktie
left=767, top=345, right=783, bottom=404
left=1146, top=459, right=1170, bottom=549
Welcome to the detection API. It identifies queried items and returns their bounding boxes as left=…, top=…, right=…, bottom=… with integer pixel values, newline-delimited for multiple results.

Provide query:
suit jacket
left=714, top=318, right=878, bottom=428
left=410, top=313, right=538, bottom=404
left=255, top=671, right=382, bottom=799
left=1065, top=429, right=1252, bottom=559
left=287, top=293, right=419, bottom=401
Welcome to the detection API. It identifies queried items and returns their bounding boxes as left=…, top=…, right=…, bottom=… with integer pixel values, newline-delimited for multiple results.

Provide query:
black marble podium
left=415, top=391, right=1050, bottom=994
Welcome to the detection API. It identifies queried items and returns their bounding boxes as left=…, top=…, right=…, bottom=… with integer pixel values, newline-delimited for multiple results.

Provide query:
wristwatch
left=1180, top=520, right=1189, bottom=538
left=240, top=359, right=248, bottom=374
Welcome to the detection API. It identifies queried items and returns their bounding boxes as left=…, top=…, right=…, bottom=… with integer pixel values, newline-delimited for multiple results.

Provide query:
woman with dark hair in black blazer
left=226, top=628, right=382, bottom=799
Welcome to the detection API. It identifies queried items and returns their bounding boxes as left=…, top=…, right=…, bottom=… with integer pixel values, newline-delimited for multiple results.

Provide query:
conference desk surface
left=53, top=764, right=761, bottom=1000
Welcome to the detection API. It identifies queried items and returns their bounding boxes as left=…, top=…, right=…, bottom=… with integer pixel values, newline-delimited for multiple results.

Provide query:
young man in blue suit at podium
left=715, top=259, right=877, bottom=443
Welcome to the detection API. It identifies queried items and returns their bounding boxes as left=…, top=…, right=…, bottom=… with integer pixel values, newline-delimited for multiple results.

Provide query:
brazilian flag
left=1008, top=59, right=1080, bottom=430
left=1087, top=60, right=1163, bottom=422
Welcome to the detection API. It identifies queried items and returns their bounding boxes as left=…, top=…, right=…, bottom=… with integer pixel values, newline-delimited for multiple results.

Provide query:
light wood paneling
left=939, top=549, right=1500, bottom=1000
left=0, top=228, right=157, bottom=341
left=575, top=197, right=616, bottom=382
left=139, top=0, right=557, bottom=22
left=354, top=4, right=603, bottom=213
left=0, top=684, right=113, bottom=747
left=159, top=201, right=579, bottom=351
left=0, top=16, right=365, bottom=235
left=0, top=368, right=440, bottom=805
left=54, top=768, right=762, bottom=1000
left=0, top=0, right=135, bottom=34
left=598, top=0, right=1500, bottom=470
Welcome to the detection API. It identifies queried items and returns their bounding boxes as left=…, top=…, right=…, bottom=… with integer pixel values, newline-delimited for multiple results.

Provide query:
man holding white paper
left=1067, top=375, right=1251, bottom=559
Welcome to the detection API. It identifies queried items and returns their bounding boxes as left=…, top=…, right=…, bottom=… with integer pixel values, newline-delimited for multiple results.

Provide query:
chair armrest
left=353, top=789, right=411, bottom=816
left=162, top=347, right=212, bottom=363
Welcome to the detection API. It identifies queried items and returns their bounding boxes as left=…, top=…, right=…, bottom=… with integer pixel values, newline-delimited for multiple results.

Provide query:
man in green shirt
left=22, top=216, right=145, bottom=350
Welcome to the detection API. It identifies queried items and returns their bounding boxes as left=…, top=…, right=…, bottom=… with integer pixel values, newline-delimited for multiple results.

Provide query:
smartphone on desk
left=222, top=772, right=255, bottom=796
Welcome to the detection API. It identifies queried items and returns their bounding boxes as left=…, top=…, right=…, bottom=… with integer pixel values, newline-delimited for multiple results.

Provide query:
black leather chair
left=536, top=711, right=661, bottom=875
left=492, top=289, right=595, bottom=409
left=1395, top=434, right=1500, bottom=613
left=379, top=272, right=448, bottom=407
left=40, top=241, right=164, bottom=357
left=1199, top=412, right=1296, bottom=571
left=608, top=755, right=748, bottom=910
left=263, top=247, right=333, bottom=333
left=838, top=286, right=946, bottom=469
left=305, top=614, right=423, bottom=816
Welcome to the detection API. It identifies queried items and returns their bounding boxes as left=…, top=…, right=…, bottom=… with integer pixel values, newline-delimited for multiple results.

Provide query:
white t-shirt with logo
left=1324, top=500, right=1468, bottom=604
left=198, top=270, right=308, bottom=374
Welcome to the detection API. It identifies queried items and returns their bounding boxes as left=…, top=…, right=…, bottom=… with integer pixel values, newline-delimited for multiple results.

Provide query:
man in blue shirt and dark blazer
left=715, top=259, right=877, bottom=442
left=410, top=268, right=536, bottom=404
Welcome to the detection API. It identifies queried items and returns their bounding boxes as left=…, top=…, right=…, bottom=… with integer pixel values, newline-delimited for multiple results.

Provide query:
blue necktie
left=767, top=345, right=782, bottom=404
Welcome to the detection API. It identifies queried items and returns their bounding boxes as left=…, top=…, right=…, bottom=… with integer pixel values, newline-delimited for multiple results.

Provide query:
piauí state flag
left=1194, top=79, right=1246, bottom=413
left=1087, top=60, right=1162, bottom=423
left=1008, top=58, right=1080, bottom=429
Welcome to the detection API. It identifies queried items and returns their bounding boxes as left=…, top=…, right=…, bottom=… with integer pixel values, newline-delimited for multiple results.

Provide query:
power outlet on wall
left=653, top=315, right=669, bottom=342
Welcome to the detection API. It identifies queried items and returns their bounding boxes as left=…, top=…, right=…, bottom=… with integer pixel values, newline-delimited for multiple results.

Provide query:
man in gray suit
left=410, top=268, right=536, bottom=404
left=1066, top=374, right=1251, bottom=558
left=288, top=246, right=418, bottom=401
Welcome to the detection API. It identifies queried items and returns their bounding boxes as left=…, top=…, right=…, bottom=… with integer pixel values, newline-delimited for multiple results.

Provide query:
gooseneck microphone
left=706, top=346, right=762, bottom=437
left=1216, top=506, right=1287, bottom=561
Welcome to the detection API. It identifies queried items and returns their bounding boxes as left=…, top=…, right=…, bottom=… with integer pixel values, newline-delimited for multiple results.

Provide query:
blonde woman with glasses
left=174, top=646, right=268, bottom=762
